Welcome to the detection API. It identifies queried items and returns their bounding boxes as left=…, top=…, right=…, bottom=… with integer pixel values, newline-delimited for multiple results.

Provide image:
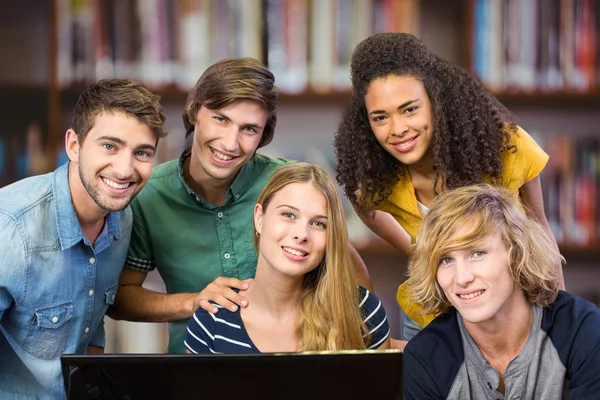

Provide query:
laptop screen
left=62, top=350, right=403, bottom=399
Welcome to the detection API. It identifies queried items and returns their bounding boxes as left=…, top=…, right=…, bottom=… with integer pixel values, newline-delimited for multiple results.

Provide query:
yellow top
left=375, top=126, right=549, bottom=327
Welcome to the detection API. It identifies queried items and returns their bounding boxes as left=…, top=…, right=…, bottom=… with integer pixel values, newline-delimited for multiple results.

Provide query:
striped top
left=185, top=286, right=390, bottom=354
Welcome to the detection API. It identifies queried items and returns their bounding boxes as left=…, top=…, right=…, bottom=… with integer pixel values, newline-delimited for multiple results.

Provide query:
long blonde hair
left=407, top=184, right=562, bottom=315
left=255, top=162, right=369, bottom=350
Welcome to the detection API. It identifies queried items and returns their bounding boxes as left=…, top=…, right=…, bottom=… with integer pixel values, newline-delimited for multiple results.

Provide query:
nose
left=292, top=225, right=309, bottom=244
left=455, top=259, right=475, bottom=287
left=112, top=152, right=135, bottom=180
left=390, top=115, right=409, bottom=137
left=221, top=126, right=240, bottom=153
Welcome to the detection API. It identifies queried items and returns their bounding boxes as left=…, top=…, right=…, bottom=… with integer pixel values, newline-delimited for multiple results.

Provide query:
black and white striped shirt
left=185, top=286, right=390, bottom=354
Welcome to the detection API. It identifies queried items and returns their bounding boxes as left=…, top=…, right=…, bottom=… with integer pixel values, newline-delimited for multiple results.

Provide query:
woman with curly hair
left=334, top=32, right=563, bottom=340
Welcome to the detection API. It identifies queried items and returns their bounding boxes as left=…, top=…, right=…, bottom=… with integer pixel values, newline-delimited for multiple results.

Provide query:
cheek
left=240, top=135, right=262, bottom=155
left=436, top=268, right=452, bottom=291
left=371, top=126, right=388, bottom=146
left=312, top=232, right=327, bottom=256
left=138, top=164, right=154, bottom=181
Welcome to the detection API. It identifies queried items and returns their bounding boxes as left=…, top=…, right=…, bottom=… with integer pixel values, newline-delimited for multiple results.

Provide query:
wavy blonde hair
left=255, top=162, right=369, bottom=350
left=406, top=184, right=562, bottom=315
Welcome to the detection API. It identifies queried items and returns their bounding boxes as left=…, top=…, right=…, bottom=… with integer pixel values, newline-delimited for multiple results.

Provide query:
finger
left=214, top=276, right=249, bottom=290
left=198, top=292, right=239, bottom=312
left=196, top=295, right=232, bottom=313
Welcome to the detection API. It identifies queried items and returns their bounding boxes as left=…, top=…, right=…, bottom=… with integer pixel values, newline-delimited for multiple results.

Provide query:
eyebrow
left=214, top=110, right=264, bottom=130
left=368, top=99, right=419, bottom=116
left=96, top=135, right=156, bottom=153
left=276, top=204, right=328, bottom=220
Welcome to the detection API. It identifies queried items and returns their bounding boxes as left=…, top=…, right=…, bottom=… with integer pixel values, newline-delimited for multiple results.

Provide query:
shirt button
left=52, top=316, right=59, bottom=324
left=235, top=194, right=240, bottom=199
left=217, top=212, right=223, bottom=218
left=89, top=257, right=96, bottom=264
left=84, top=327, right=90, bottom=334
left=224, top=253, right=230, bottom=259
left=88, top=290, right=94, bottom=296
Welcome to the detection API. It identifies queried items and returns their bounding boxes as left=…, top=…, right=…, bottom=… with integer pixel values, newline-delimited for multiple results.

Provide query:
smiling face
left=365, top=75, right=434, bottom=168
left=254, top=182, right=328, bottom=279
left=435, top=221, right=528, bottom=328
left=67, top=111, right=156, bottom=212
left=189, top=100, right=268, bottom=186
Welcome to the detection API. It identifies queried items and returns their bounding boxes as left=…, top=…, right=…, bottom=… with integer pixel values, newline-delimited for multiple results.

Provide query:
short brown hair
left=182, top=58, right=278, bottom=148
left=406, top=184, right=562, bottom=315
left=72, top=79, right=167, bottom=143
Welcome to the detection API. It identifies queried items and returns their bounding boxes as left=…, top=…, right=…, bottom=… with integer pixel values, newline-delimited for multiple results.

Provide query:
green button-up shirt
left=125, top=148, right=291, bottom=353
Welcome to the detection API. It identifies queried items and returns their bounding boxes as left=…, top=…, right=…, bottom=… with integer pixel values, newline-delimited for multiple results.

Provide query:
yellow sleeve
left=396, top=282, right=437, bottom=328
left=512, top=126, right=549, bottom=182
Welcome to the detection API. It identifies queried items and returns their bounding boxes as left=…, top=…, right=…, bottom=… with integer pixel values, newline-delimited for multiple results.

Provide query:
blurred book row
left=472, top=0, right=600, bottom=92
left=536, top=134, right=600, bottom=248
left=56, top=0, right=421, bottom=93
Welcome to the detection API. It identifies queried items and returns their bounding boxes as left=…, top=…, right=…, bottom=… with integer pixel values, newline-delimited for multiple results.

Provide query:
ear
left=65, top=129, right=80, bottom=163
left=254, top=203, right=264, bottom=236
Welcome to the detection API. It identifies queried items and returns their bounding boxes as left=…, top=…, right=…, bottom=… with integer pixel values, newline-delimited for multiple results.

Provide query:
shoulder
left=405, top=310, right=463, bottom=359
left=403, top=310, right=464, bottom=398
left=145, top=159, right=180, bottom=186
left=499, top=125, right=548, bottom=186
left=0, top=172, right=53, bottom=217
left=236, top=155, right=294, bottom=192
left=357, top=286, right=390, bottom=348
left=250, top=154, right=294, bottom=174
left=542, top=291, right=600, bottom=349
left=130, top=159, right=181, bottom=209
left=542, top=292, right=600, bottom=394
left=358, top=286, right=384, bottom=318
left=187, top=305, right=250, bottom=354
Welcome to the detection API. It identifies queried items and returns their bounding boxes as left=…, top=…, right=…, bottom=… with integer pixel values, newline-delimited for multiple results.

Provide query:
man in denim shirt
left=0, top=79, right=167, bottom=399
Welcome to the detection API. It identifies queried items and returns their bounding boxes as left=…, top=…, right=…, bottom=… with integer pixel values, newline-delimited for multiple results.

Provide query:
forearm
left=359, top=210, right=412, bottom=256
left=349, top=244, right=374, bottom=292
left=87, top=345, right=104, bottom=354
left=108, top=285, right=196, bottom=322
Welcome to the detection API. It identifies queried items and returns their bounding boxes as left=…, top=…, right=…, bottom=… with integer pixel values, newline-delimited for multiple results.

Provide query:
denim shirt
left=0, top=163, right=132, bottom=399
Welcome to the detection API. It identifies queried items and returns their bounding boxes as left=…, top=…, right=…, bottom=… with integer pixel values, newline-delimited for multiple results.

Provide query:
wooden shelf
left=491, top=90, right=600, bottom=108
left=55, top=83, right=600, bottom=108
left=58, top=83, right=352, bottom=104
left=0, top=83, right=48, bottom=95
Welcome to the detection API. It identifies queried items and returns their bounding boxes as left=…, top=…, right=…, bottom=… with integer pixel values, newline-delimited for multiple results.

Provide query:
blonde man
left=403, top=185, right=600, bottom=400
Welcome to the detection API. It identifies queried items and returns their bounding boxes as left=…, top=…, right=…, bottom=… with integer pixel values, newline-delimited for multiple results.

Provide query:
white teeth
left=211, top=148, right=233, bottom=161
left=458, top=290, right=485, bottom=300
left=103, top=178, right=129, bottom=189
left=283, top=247, right=307, bottom=257
left=397, top=138, right=416, bottom=149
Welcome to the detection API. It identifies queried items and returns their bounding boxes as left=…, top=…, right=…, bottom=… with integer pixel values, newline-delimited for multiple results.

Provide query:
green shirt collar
left=177, top=146, right=260, bottom=208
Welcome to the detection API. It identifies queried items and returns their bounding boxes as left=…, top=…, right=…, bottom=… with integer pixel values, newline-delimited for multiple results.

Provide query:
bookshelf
left=1, top=0, right=600, bottom=346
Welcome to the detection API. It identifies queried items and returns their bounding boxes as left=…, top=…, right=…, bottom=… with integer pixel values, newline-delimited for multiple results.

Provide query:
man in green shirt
left=108, top=58, right=373, bottom=353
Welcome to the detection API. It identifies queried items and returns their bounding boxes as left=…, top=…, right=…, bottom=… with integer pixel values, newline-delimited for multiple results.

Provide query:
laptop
left=62, top=350, right=403, bottom=399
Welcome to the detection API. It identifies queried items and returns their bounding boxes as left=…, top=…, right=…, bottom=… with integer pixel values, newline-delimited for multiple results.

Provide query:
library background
left=1, top=0, right=599, bottom=352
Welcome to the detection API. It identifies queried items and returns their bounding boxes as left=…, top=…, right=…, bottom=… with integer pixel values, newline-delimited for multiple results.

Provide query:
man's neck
left=67, top=163, right=108, bottom=246
left=465, top=296, right=533, bottom=362
left=184, top=156, right=234, bottom=206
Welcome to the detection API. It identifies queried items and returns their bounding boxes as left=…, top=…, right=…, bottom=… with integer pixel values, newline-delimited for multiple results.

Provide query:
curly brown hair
left=334, top=33, right=516, bottom=211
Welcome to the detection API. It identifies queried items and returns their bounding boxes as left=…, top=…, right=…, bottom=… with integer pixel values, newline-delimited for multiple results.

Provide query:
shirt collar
left=177, top=146, right=257, bottom=206
left=52, top=162, right=124, bottom=250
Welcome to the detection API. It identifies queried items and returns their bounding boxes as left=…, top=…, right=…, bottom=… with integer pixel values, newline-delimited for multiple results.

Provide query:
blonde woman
left=185, top=163, right=390, bottom=353
left=403, top=185, right=600, bottom=399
